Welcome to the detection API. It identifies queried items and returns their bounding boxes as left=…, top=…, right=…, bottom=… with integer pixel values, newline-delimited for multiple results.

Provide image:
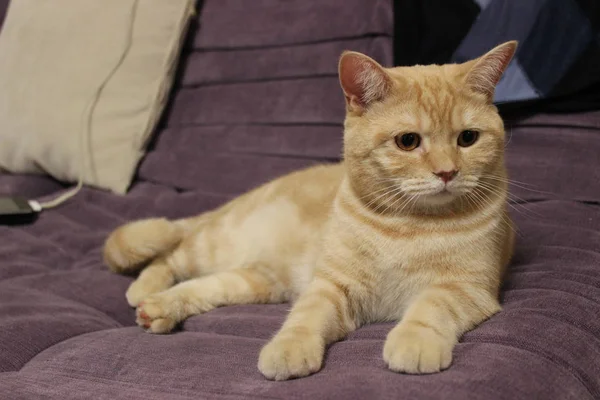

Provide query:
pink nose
left=434, top=170, right=458, bottom=183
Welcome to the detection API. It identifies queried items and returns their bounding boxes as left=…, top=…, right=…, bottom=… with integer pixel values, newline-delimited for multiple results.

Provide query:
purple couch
left=1, top=1, right=600, bottom=399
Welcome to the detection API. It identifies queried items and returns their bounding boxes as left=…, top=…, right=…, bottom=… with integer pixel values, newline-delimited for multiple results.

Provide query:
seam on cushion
left=49, top=206, right=101, bottom=232
left=1, top=227, right=75, bottom=261
left=186, top=33, right=390, bottom=55
left=36, top=211, right=114, bottom=258
left=508, top=274, right=600, bottom=291
left=50, top=200, right=122, bottom=227
left=193, top=33, right=392, bottom=52
left=171, top=327, right=274, bottom=341
left=26, top=340, right=588, bottom=400
left=505, top=271, right=600, bottom=286
left=511, top=123, right=600, bottom=131
left=508, top=268, right=600, bottom=280
left=506, top=270, right=600, bottom=285
left=514, top=244, right=600, bottom=258
left=8, top=327, right=123, bottom=374
left=145, top=148, right=330, bottom=161
left=181, top=72, right=338, bottom=88
left=18, top=328, right=124, bottom=372
left=0, top=282, right=124, bottom=329
left=136, top=176, right=234, bottom=198
left=8, top=210, right=108, bottom=260
left=463, top=340, right=597, bottom=399
left=16, top=368, right=281, bottom=400
left=226, top=150, right=339, bottom=162
left=71, top=199, right=132, bottom=223
left=519, top=219, right=600, bottom=234
left=163, top=122, right=343, bottom=128
left=510, top=266, right=600, bottom=277
left=70, top=189, right=171, bottom=222
left=502, top=287, right=600, bottom=306
left=493, top=309, right=600, bottom=345
left=0, top=259, right=53, bottom=278
left=0, top=266, right=93, bottom=284
left=1, top=264, right=121, bottom=287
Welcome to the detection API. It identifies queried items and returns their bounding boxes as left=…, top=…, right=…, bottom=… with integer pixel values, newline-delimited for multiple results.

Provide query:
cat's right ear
left=339, top=51, right=391, bottom=113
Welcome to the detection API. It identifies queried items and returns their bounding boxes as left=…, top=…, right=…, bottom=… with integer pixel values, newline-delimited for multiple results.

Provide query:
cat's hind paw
left=135, top=296, right=178, bottom=334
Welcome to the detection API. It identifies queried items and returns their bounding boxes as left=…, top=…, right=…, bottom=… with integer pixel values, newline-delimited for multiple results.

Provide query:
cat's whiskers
left=467, top=188, right=519, bottom=237
left=406, top=193, right=422, bottom=216
left=364, top=185, right=405, bottom=212
left=481, top=174, right=553, bottom=196
left=473, top=186, right=521, bottom=234
left=384, top=191, right=418, bottom=216
left=359, top=181, right=400, bottom=202
left=476, top=180, right=543, bottom=219
left=465, top=193, right=508, bottom=246
left=373, top=189, right=408, bottom=214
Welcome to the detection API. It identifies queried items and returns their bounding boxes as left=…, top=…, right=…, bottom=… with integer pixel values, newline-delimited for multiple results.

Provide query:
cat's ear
left=464, top=41, right=518, bottom=101
left=339, top=51, right=391, bottom=112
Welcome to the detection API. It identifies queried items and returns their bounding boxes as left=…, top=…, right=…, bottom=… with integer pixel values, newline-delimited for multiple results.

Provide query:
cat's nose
left=434, top=170, right=458, bottom=183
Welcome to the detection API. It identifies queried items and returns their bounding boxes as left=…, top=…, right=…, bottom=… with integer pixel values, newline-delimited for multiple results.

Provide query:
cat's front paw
left=135, top=294, right=178, bottom=334
left=126, top=279, right=164, bottom=307
left=383, top=322, right=455, bottom=374
left=258, top=330, right=324, bottom=380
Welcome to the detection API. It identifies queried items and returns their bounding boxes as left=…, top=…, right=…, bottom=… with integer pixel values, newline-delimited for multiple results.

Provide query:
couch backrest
left=136, top=0, right=394, bottom=196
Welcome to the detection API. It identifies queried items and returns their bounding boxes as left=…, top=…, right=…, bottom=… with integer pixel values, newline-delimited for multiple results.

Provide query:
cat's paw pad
left=383, top=322, right=454, bottom=374
left=258, top=331, right=324, bottom=381
left=135, top=295, right=177, bottom=334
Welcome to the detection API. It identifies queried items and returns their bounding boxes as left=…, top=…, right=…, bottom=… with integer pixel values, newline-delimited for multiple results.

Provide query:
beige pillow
left=0, top=0, right=194, bottom=194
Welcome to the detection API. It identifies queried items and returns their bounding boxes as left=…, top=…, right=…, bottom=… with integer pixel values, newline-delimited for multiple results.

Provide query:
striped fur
left=104, top=42, right=517, bottom=380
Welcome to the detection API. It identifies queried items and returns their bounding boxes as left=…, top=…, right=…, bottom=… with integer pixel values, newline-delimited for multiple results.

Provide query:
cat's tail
left=103, top=218, right=184, bottom=275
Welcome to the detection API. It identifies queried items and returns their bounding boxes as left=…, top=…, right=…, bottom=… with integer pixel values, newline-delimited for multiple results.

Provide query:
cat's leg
left=107, top=215, right=210, bottom=307
left=135, top=264, right=289, bottom=334
left=125, top=243, right=199, bottom=307
left=258, top=276, right=358, bottom=381
left=125, top=257, right=176, bottom=307
left=383, top=282, right=500, bottom=374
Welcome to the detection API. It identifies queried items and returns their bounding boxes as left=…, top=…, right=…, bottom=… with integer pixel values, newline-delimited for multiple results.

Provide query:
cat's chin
left=418, top=190, right=458, bottom=207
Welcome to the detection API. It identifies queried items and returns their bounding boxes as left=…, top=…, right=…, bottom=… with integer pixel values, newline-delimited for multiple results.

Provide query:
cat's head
left=339, top=41, right=517, bottom=214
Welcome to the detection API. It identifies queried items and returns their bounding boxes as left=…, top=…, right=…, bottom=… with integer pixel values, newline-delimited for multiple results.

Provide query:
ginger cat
left=104, top=41, right=517, bottom=380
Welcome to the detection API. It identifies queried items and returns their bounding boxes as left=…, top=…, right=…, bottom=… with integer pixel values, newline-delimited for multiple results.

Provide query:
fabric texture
left=0, top=0, right=194, bottom=194
left=1, top=0, right=600, bottom=399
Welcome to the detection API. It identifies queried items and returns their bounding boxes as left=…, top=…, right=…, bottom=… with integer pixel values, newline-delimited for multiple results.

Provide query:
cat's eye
left=458, top=130, right=479, bottom=147
left=395, top=133, right=421, bottom=151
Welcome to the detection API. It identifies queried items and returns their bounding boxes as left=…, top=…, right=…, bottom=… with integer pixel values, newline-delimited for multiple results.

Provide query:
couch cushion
left=504, top=111, right=600, bottom=203
left=0, top=173, right=599, bottom=399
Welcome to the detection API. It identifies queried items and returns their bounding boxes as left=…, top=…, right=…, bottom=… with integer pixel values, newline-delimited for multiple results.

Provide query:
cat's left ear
left=465, top=41, right=518, bottom=101
left=339, top=51, right=391, bottom=113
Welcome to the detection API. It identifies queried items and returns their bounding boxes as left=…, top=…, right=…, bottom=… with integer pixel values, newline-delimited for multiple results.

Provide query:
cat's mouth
left=402, top=182, right=470, bottom=206
left=423, top=189, right=456, bottom=205
left=398, top=176, right=481, bottom=207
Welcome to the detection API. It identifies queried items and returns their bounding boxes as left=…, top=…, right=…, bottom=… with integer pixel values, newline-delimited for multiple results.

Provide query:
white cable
left=37, top=0, right=139, bottom=210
